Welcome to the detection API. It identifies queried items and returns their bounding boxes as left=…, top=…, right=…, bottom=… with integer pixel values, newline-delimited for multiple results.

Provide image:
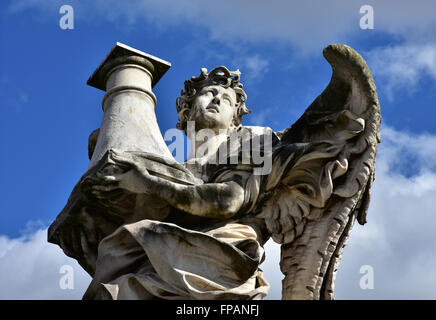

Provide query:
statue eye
left=201, top=89, right=214, bottom=96
left=222, top=95, right=232, bottom=104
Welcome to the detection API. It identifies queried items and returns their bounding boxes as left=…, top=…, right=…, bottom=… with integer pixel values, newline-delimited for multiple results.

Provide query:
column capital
left=87, top=42, right=171, bottom=91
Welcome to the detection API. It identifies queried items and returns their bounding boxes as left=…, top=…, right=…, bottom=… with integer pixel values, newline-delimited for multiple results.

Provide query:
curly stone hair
left=175, top=66, right=251, bottom=134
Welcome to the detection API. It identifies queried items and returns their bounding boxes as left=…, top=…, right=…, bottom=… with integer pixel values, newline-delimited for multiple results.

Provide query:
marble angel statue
left=49, top=43, right=380, bottom=300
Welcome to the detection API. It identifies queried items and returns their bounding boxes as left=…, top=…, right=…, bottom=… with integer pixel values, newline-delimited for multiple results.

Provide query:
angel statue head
left=176, top=66, right=251, bottom=135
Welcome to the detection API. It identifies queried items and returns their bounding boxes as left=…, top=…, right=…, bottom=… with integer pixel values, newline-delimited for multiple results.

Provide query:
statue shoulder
left=237, top=125, right=281, bottom=145
left=239, top=125, right=277, bottom=136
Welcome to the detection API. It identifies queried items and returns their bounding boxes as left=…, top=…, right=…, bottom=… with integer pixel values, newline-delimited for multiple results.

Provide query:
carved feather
left=258, top=44, right=380, bottom=299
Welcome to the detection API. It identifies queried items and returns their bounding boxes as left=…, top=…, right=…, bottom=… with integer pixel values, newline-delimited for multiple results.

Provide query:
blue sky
left=1, top=0, right=436, bottom=299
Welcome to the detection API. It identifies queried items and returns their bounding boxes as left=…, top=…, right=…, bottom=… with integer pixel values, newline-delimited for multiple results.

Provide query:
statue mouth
left=206, top=105, right=219, bottom=113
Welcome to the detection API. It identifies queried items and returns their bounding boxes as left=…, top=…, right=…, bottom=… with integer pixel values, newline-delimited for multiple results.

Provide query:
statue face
left=189, top=85, right=237, bottom=132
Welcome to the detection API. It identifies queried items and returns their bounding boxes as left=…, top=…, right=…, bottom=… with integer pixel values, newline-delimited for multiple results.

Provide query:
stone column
left=49, top=43, right=204, bottom=276
left=87, top=42, right=173, bottom=168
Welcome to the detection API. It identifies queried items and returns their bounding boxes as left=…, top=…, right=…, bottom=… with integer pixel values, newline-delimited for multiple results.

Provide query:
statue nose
left=212, top=96, right=220, bottom=105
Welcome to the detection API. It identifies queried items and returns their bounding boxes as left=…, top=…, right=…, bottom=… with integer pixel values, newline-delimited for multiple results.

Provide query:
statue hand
left=91, top=168, right=150, bottom=196
left=84, top=152, right=159, bottom=198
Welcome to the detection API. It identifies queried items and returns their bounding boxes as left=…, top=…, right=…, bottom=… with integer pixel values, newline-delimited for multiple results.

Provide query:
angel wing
left=257, top=44, right=381, bottom=299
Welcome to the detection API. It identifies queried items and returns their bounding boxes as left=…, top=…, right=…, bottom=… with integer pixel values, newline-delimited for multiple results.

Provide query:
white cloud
left=0, top=227, right=91, bottom=299
left=366, top=43, right=436, bottom=99
left=262, top=239, right=282, bottom=299
left=237, top=55, right=270, bottom=82
left=333, top=125, right=436, bottom=299
left=8, top=0, right=436, bottom=52
left=246, top=105, right=282, bottom=128
left=365, top=0, right=436, bottom=43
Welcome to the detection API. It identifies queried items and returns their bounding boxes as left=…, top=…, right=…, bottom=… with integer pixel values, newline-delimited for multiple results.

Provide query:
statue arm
left=89, top=160, right=245, bottom=219
left=147, top=176, right=245, bottom=219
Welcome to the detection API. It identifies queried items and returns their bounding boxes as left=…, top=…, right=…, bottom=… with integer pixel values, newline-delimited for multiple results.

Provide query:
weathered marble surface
left=48, top=44, right=192, bottom=275
left=49, top=43, right=380, bottom=300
